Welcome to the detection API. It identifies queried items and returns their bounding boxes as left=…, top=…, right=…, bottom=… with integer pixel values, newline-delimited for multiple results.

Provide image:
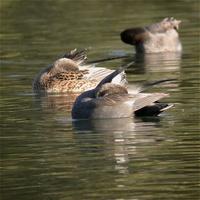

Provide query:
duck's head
left=120, top=28, right=147, bottom=45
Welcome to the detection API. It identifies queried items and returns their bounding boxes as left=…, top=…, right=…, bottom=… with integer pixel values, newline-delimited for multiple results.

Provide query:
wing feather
left=91, top=92, right=169, bottom=110
left=133, top=93, right=169, bottom=111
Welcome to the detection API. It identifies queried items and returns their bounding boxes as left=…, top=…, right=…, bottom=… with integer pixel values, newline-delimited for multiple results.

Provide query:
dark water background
left=1, top=0, right=199, bottom=199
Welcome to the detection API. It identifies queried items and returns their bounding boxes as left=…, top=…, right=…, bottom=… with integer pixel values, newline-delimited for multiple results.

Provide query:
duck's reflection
left=34, top=93, right=79, bottom=112
left=73, top=117, right=160, bottom=131
left=73, top=117, right=162, bottom=174
left=124, top=52, right=182, bottom=74
left=73, top=118, right=136, bottom=132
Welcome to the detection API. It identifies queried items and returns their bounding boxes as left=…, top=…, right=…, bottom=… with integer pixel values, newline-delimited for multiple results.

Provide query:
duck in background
left=72, top=62, right=175, bottom=119
left=33, top=49, right=127, bottom=94
left=120, top=17, right=182, bottom=53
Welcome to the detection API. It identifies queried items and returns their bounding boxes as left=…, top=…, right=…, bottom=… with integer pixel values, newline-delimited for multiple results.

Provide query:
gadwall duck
left=72, top=62, right=174, bottom=119
left=120, top=17, right=182, bottom=53
left=33, top=49, right=127, bottom=93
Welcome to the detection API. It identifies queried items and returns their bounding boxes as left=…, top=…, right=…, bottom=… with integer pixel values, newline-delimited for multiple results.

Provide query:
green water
left=1, top=0, right=199, bottom=200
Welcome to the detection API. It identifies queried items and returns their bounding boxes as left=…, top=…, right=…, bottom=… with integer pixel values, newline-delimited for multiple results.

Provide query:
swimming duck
left=72, top=62, right=174, bottom=119
left=120, top=17, right=182, bottom=53
left=33, top=49, right=127, bottom=93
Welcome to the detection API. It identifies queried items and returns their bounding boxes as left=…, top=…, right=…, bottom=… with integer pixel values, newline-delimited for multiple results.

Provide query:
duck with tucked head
left=33, top=49, right=126, bottom=93
left=120, top=17, right=182, bottom=53
left=72, top=62, right=174, bottom=119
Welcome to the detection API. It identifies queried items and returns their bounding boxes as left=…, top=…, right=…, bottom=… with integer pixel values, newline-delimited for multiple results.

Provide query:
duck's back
left=143, top=29, right=182, bottom=53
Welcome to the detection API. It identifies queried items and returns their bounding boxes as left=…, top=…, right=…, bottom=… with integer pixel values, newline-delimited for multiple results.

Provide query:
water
left=1, top=0, right=199, bottom=199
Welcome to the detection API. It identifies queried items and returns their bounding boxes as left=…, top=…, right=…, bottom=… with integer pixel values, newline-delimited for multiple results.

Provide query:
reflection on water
left=135, top=52, right=182, bottom=72
left=121, top=52, right=182, bottom=76
left=73, top=117, right=163, bottom=175
left=34, top=93, right=79, bottom=112
left=72, top=117, right=161, bottom=132
left=1, top=0, right=199, bottom=200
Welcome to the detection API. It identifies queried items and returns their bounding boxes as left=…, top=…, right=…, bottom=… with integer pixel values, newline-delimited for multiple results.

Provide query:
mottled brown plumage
left=33, top=49, right=126, bottom=93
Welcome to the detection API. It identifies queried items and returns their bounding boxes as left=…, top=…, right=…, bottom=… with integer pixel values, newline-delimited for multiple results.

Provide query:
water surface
left=1, top=0, right=199, bottom=200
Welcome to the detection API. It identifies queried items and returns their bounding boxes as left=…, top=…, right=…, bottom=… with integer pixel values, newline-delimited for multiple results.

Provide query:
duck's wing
left=87, top=92, right=169, bottom=119
left=93, top=93, right=131, bottom=106
left=94, top=61, right=134, bottom=88
left=82, top=61, right=134, bottom=86
left=82, top=67, right=113, bottom=80
left=132, top=93, right=170, bottom=111
left=92, top=92, right=169, bottom=108
left=81, top=67, right=127, bottom=86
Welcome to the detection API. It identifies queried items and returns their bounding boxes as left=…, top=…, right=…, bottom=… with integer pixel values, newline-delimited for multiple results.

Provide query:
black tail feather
left=135, top=102, right=173, bottom=116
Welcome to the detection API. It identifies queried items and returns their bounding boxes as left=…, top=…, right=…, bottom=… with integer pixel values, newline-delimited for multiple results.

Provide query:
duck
left=33, top=49, right=127, bottom=93
left=120, top=17, right=182, bottom=53
left=72, top=62, right=174, bottom=119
